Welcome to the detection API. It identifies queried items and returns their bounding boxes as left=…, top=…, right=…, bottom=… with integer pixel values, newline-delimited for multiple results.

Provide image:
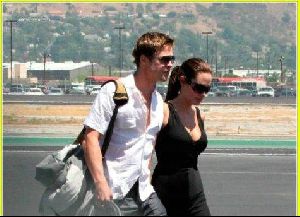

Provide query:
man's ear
left=140, top=55, right=150, bottom=66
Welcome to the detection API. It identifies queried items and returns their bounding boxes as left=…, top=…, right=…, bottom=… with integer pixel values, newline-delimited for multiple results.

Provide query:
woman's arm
left=162, top=102, right=169, bottom=127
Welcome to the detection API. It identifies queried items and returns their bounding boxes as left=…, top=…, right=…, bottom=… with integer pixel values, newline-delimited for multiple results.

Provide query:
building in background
left=3, top=61, right=100, bottom=84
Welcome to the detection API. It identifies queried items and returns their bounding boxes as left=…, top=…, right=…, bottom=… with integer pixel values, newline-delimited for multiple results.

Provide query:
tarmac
left=3, top=97, right=297, bottom=216
left=3, top=145, right=296, bottom=216
left=3, top=94, right=297, bottom=105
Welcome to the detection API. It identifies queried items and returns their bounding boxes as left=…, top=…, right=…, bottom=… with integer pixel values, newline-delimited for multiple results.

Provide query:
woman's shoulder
left=162, top=102, right=170, bottom=127
left=194, top=106, right=205, bottom=122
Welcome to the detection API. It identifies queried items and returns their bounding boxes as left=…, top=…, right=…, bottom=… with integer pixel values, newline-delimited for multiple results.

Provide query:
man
left=83, top=32, right=175, bottom=216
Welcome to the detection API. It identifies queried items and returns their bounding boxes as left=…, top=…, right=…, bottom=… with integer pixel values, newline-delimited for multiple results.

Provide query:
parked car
left=3, top=87, right=10, bottom=94
left=8, top=85, right=25, bottom=95
left=275, top=87, right=296, bottom=97
left=90, top=87, right=102, bottom=95
left=25, top=88, right=45, bottom=96
left=71, top=83, right=85, bottom=93
left=215, top=86, right=235, bottom=97
left=67, top=88, right=86, bottom=95
left=257, top=87, right=275, bottom=97
left=206, top=87, right=218, bottom=97
left=48, top=88, right=64, bottom=95
left=235, top=88, right=253, bottom=97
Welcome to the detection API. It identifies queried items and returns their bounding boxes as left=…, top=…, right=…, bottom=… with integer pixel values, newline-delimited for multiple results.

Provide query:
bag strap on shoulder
left=73, top=79, right=128, bottom=157
left=101, top=80, right=128, bottom=106
left=100, top=80, right=128, bottom=156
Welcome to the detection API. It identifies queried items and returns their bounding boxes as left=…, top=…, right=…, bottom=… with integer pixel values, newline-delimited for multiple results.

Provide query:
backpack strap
left=74, top=79, right=128, bottom=158
left=101, top=80, right=128, bottom=106
left=100, top=80, right=128, bottom=156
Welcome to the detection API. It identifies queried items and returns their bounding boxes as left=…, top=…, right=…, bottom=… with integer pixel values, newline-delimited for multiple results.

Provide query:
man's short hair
left=132, top=32, right=174, bottom=67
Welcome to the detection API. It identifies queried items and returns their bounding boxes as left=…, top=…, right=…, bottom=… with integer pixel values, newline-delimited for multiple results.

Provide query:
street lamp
left=256, top=51, right=259, bottom=77
left=215, top=41, right=218, bottom=77
left=43, top=52, right=51, bottom=84
left=91, top=63, right=94, bottom=76
left=114, top=25, right=125, bottom=77
left=279, top=56, right=285, bottom=84
left=202, top=31, right=213, bottom=63
left=5, top=19, right=18, bottom=85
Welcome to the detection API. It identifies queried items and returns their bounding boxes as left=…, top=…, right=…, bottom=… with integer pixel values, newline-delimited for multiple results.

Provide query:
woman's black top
left=152, top=103, right=210, bottom=216
left=153, top=103, right=207, bottom=175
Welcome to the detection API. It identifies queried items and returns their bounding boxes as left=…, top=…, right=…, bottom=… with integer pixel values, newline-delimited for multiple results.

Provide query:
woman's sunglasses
left=189, top=81, right=211, bottom=94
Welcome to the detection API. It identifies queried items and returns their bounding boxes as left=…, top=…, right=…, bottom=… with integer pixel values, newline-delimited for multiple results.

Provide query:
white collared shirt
left=84, top=74, right=164, bottom=201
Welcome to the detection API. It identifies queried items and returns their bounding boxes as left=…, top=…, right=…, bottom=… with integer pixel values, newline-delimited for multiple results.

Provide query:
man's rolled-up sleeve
left=84, top=83, right=115, bottom=136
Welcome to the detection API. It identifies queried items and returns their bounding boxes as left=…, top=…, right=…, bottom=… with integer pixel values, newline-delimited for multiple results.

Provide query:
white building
left=3, top=61, right=97, bottom=84
left=230, top=69, right=282, bottom=77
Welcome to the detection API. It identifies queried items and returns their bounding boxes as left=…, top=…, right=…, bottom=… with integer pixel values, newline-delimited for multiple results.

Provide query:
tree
left=222, top=26, right=235, bottom=40
left=266, top=73, right=279, bottom=83
left=167, top=11, right=177, bottom=18
left=3, top=4, right=7, bottom=13
left=282, top=12, right=291, bottom=24
left=136, top=4, right=144, bottom=18
left=251, top=43, right=262, bottom=53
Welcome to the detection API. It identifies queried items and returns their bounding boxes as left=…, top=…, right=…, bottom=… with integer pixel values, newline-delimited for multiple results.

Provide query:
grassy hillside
left=3, top=2, right=296, bottom=72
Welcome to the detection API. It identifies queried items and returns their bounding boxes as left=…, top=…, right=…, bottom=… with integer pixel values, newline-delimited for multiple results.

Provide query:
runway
left=3, top=94, right=296, bottom=105
left=3, top=95, right=297, bottom=215
left=3, top=146, right=296, bottom=216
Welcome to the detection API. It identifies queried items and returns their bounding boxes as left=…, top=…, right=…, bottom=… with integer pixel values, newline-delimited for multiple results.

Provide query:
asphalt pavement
left=3, top=95, right=296, bottom=105
left=3, top=147, right=296, bottom=216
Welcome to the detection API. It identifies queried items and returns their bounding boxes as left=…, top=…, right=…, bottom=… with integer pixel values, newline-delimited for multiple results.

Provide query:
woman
left=152, top=58, right=212, bottom=216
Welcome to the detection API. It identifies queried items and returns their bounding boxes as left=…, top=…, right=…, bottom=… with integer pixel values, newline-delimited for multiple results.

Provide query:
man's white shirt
left=84, top=74, right=164, bottom=201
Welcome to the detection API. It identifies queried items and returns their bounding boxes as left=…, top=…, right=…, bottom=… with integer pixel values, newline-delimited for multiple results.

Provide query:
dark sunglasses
left=189, top=81, right=211, bottom=94
left=157, top=56, right=176, bottom=64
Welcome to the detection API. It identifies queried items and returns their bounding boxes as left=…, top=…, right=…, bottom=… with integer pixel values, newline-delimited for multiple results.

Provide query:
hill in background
left=3, top=3, right=296, bottom=73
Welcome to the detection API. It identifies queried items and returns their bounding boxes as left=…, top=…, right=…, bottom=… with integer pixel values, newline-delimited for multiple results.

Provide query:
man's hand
left=95, top=179, right=113, bottom=201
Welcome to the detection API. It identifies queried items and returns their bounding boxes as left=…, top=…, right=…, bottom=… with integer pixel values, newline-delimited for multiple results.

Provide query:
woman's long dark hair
left=165, top=58, right=212, bottom=102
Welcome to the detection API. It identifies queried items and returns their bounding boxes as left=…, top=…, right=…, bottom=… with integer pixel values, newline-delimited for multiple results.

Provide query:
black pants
left=153, top=168, right=211, bottom=216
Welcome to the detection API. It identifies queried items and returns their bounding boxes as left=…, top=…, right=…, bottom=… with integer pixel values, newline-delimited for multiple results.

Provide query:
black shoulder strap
left=100, top=80, right=128, bottom=157
left=73, top=80, right=128, bottom=158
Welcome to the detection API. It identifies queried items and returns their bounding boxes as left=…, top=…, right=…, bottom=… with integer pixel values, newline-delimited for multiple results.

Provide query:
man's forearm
left=84, top=129, right=107, bottom=184
left=84, top=128, right=113, bottom=201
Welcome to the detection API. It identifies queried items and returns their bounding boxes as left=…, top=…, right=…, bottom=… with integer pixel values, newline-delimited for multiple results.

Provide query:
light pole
left=224, top=55, right=228, bottom=76
left=91, top=63, right=94, bottom=76
left=215, top=41, right=218, bottom=77
left=5, top=19, right=18, bottom=85
left=114, top=25, right=125, bottom=77
left=279, top=56, right=285, bottom=84
left=43, top=52, right=51, bottom=84
left=256, top=51, right=259, bottom=77
left=202, top=31, right=213, bottom=63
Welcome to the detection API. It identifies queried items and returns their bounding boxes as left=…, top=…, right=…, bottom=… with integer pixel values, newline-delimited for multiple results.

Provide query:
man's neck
left=134, top=70, right=156, bottom=97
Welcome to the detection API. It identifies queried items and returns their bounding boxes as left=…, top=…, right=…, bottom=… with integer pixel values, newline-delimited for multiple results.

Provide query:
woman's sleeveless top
left=154, top=103, right=208, bottom=175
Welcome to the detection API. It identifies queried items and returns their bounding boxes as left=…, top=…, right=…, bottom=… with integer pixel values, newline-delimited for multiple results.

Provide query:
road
left=3, top=95, right=296, bottom=105
left=3, top=146, right=296, bottom=216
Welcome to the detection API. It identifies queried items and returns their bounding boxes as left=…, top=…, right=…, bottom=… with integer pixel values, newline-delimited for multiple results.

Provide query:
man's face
left=149, top=45, right=174, bottom=82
